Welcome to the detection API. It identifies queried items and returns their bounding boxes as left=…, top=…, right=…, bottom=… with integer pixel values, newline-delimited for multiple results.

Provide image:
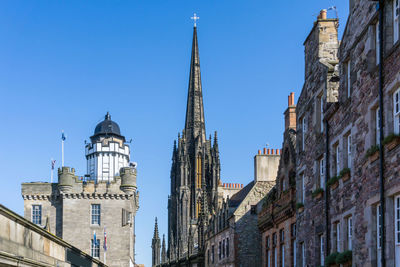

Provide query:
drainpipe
left=378, top=0, right=386, bottom=266
left=325, top=119, right=331, bottom=257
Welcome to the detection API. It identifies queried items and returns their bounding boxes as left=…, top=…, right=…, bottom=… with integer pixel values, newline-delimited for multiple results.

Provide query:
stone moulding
left=369, top=151, right=380, bottom=163
left=384, top=135, right=400, bottom=151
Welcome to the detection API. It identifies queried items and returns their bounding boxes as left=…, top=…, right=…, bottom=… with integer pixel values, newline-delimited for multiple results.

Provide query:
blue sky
left=0, top=1, right=348, bottom=266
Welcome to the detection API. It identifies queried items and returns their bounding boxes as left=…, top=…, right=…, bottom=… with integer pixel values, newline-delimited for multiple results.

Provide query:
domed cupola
left=85, top=112, right=130, bottom=181
left=91, top=112, right=125, bottom=142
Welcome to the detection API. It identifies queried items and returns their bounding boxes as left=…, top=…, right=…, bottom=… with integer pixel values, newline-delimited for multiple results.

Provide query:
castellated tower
left=21, top=113, right=139, bottom=267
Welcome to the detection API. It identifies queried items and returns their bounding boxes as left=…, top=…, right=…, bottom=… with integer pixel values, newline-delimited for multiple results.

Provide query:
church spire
left=184, top=26, right=206, bottom=143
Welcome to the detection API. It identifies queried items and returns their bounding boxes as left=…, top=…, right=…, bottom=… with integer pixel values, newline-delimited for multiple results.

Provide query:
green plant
left=365, top=145, right=379, bottom=158
left=296, top=202, right=304, bottom=209
left=336, top=250, right=352, bottom=264
left=312, top=188, right=324, bottom=198
left=325, top=252, right=339, bottom=266
left=339, top=168, right=351, bottom=178
left=382, top=133, right=400, bottom=145
left=327, top=176, right=339, bottom=187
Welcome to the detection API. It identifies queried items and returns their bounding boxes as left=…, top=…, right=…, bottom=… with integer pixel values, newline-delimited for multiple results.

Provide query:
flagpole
left=51, top=158, right=54, bottom=183
left=61, top=130, right=65, bottom=167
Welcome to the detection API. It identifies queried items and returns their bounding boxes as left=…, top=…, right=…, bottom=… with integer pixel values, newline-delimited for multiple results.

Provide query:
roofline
left=303, top=19, right=339, bottom=46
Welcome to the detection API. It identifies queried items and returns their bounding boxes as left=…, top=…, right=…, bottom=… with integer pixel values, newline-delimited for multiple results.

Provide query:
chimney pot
left=271, top=149, right=274, bottom=155
left=263, top=148, right=267, bottom=154
left=267, top=149, right=270, bottom=154
left=258, top=150, right=261, bottom=155
left=276, top=149, right=279, bottom=155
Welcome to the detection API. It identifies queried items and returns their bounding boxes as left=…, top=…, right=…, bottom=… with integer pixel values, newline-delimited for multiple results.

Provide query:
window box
left=296, top=203, right=304, bottom=213
left=312, top=188, right=324, bottom=200
left=383, top=133, right=400, bottom=151
left=365, top=145, right=379, bottom=162
left=327, top=176, right=339, bottom=190
left=336, top=250, right=352, bottom=266
left=339, top=168, right=351, bottom=182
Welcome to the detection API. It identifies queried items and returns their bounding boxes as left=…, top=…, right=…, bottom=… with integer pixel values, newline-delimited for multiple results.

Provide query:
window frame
left=347, top=134, right=352, bottom=169
left=376, top=21, right=380, bottom=65
left=335, top=144, right=340, bottom=176
left=91, top=204, right=101, bottom=225
left=32, top=205, right=42, bottom=225
left=319, top=157, right=325, bottom=189
left=302, top=116, right=307, bottom=151
left=91, top=238, right=100, bottom=258
left=320, top=235, right=325, bottom=266
left=347, top=216, right=353, bottom=250
left=394, top=89, right=400, bottom=134
left=394, top=0, right=400, bottom=44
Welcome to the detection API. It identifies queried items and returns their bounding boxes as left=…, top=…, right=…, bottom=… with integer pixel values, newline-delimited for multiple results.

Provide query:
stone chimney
left=254, top=148, right=280, bottom=183
left=284, top=92, right=296, bottom=130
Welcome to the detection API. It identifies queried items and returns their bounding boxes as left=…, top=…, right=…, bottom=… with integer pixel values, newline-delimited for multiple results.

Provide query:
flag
left=61, top=131, right=66, bottom=141
left=103, top=227, right=107, bottom=251
left=93, top=231, right=98, bottom=246
left=51, top=160, right=56, bottom=170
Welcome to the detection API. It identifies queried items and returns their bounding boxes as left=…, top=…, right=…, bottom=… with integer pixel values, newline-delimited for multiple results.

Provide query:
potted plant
left=339, top=168, right=351, bottom=182
left=327, top=176, right=340, bottom=190
left=336, top=250, right=352, bottom=267
left=312, top=188, right=324, bottom=200
left=383, top=133, right=400, bottom=151
left=296, top=202, right=304, bottom=213
left=325, top=252, right=339, bottom=267
left=365, top=145, right=379, bottom=162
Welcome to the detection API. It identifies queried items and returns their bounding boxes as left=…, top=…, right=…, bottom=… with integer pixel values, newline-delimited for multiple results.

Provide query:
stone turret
left=120, top=167, right=137, bottom=193
left=58, top=167, right=75, bottom=193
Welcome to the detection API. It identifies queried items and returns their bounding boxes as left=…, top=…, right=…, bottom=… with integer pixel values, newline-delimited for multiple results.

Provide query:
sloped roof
left=229, top=181, right=254, bottom=208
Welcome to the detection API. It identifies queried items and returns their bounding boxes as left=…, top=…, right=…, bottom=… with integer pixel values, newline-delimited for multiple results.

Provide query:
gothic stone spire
left=184, top=26, right=206, bottom=143
left=152, top=217, right=161, bottom=266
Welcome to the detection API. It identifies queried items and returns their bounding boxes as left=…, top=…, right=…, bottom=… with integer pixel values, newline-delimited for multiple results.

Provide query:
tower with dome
left=21, top=113, right=139, bottom=267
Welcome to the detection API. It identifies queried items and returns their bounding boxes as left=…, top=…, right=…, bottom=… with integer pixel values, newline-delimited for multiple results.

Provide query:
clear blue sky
left=0, top=1, right=348, bottom=266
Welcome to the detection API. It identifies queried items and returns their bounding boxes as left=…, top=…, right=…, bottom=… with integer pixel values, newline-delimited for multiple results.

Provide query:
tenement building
left=21, top=113, right=139, bottom=267
left=258, top=93, right=297, bottom=267
left=295, top=2, right=400, bottom=266
left=204, top=149, right=278, bottom=267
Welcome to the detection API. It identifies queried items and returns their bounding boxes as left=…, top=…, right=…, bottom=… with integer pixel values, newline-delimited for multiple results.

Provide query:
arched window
left=197, top=155, right=202, bottom=189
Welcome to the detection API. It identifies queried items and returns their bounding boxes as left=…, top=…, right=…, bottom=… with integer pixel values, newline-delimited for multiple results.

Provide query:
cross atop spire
left=191, top=13, right=200, bottom=27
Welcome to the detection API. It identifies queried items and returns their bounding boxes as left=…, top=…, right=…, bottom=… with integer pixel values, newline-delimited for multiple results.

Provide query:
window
left=301, top=174, right=305, bottom=204
left=319, top=157, right=325, bottom=189
left=293, top=239, right=297, bottom=267
left=274, top=246, right=277, bottom=267
left=335, top=144, right=340, bottom=176
left=212, top=245, right=215, bottom=263
left=122, top=208, right=132, bottom=226
left=377, top=204, right=382, bottom=267
left=280, top=229, right=285, bottom=243
left=347, top=217, right=353, bottom=250
left=301, top=242, right=305, bottom=267
left=207, top=249, right=210, bottom=265
left=394, top=0, right=399, bottom=44
left=394, top=89, right=400, bottom=134
left=346, top=60, right=351, bottom=98
left=91, top=204, right=101, bottom=225
left=375, top=21, right=380, bottom=65
left=320, top=235, right=325, bottom=266
left=32, top=205, right=42, bottom=225
left=335, top=222, right=341, bottom=252
left=197, top=155, right=202, bottom=189
left=91, top=239, right=100, bottom=258
left=302, top=117, right=307, bottom=151
left=222, top=239, right=225, bottom=258
left=347, top=134, right=352, bottom=169
left=218, top=241, right=221, bottom=260
left=395, top=196, right=400, bottom=266
left=226, top=237, right=230, bottom=257
left=251, top=205, right=257, bottom=215
left=320, top=96, right=324, bottom=132
left=376, top=107, right=381, bottom=144
left=266, top=236, right=271, bottom=267
left=281, top=243, right=285, bottom=267
left=291, top=223, right=296, bottom=238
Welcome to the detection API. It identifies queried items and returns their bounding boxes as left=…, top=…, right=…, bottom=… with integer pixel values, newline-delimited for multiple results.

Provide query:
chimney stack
left=284, top=92, right=297, bottom=130
left=254, top=148, right=280, bottom=183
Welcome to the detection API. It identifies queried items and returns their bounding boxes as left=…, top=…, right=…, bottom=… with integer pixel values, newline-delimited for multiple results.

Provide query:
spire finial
left=105, top=112, right=111, bottom=120
left=191, top=13, right=200, bottom=27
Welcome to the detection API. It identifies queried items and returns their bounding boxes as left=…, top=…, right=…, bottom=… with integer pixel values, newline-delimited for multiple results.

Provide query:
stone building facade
left=204, top=150, right=278, bottom=267
left=21, top=114, right=139, bottom=267
left=0, top=204, right=106, bottom=267
left=293, top=2, right=400, bottom=266
left=258, top=93, right=297, bottom=267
